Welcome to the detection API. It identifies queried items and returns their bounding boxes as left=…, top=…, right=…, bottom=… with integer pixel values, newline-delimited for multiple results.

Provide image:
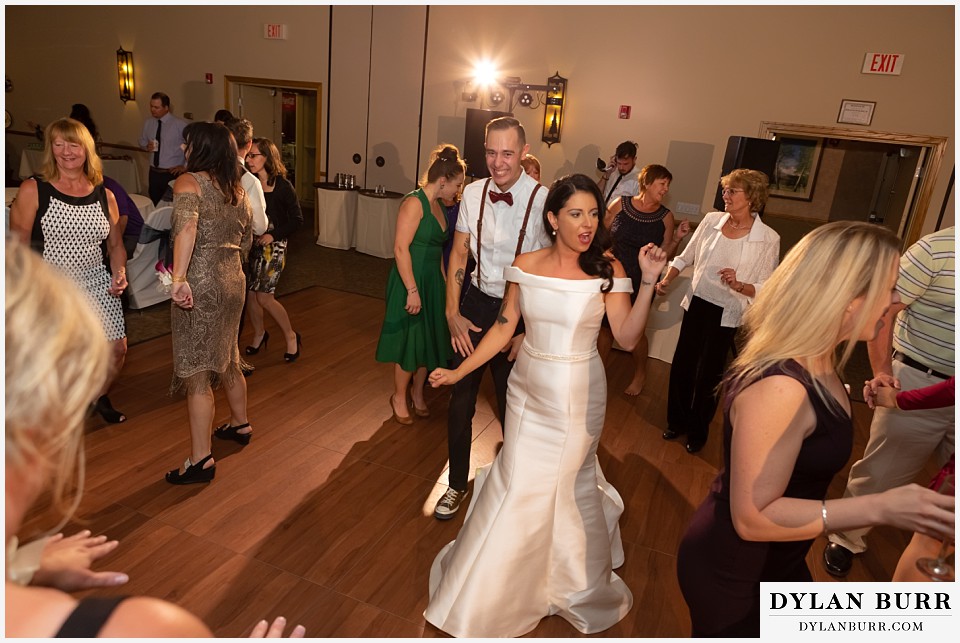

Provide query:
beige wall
left=421, top=4, right=953, bottom=233
left=4, top=5, right=331, bottom=176
left=5, top=5, right=953, bottom=231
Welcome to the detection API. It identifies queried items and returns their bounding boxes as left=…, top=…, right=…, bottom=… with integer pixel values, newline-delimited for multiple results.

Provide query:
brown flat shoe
left=390, top=394, right=413, bottom=425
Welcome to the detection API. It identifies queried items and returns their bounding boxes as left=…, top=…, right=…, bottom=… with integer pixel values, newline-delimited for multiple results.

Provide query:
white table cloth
left=316, top=187, right=358, bottom=249
left=130, top=193, right=154, bottom=221
left=355, top=191, right=404, bottom=259
left=19, top=149, right=142, bottom=195
left=611, top=265, right=692, bottom=364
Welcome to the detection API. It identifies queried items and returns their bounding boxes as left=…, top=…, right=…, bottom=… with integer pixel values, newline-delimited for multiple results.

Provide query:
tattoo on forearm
left=497, top=300, right=509, bottom=325
left=463, top=237, right=470, bottom=250
left=455, top=268, right=464, bottom=286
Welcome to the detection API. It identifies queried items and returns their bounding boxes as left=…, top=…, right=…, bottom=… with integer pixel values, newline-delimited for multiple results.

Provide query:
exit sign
left=264, top=23, right=287, bottom=40
left=862, top=52, right=903, bottom=75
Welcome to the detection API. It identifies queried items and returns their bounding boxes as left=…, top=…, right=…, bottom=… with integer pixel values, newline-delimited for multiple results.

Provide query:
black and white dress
left=31, top=179, right=126, bottom=341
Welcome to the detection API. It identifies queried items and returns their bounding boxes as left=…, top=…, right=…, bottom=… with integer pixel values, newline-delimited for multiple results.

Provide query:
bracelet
left=821, top=499, right=829, bottom=534
left=172, top=275, right=188, bottom=283
left=407, top=287, right=418, bottom=294
left=736, top=282, right=746, bottom=293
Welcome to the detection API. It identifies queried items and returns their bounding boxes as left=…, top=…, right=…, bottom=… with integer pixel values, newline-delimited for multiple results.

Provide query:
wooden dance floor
left=21, top=285, right=917, bottom=637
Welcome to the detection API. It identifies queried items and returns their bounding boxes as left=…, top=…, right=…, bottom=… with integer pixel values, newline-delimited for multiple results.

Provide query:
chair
left=127, top=205, right=173, bottom=310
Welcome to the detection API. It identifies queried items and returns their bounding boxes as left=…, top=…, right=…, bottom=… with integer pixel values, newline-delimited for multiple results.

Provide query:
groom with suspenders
left=435, top=117, right=551, bottom=520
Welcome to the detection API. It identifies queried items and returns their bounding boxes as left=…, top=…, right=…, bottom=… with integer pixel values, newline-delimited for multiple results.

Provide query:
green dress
left=375, top=188, right=453, bottom=372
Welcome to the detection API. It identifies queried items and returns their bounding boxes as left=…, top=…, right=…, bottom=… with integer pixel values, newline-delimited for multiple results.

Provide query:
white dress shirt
left=668, top=211, right=780, bottom=327
left=604, top=171, right=639, bottom=207
left=456, top=171, right=551, bottom=299
left=238, top=157, right=267, bottom=236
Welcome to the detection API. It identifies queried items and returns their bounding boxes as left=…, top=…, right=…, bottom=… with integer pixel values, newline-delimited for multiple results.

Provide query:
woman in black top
left=243, top=138, right=304, bottom=362
left=603, top=164, right=687, bottom=395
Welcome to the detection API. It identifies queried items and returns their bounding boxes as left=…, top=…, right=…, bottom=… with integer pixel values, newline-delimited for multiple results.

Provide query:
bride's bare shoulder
left=514, top=248, right=551, bottom=271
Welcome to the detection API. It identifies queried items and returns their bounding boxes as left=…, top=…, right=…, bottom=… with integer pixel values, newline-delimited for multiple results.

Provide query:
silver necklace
left=727, top=217, right=747, bottom=230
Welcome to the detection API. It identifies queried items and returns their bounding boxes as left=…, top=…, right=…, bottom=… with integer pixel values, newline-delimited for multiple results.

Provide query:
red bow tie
left=489, top=191, right=513, bottom=206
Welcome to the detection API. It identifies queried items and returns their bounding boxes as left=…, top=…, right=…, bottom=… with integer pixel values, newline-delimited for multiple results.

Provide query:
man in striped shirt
left=824, top=226, right=955, bottom=577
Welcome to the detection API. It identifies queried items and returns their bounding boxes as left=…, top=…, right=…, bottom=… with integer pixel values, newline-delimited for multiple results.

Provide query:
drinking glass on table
left=916, top=474, right=955, bottom=581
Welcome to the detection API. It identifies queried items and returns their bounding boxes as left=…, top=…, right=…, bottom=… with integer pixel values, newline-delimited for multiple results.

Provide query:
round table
left=355, top=190, right=406, bottom=259
left=315, top=183, right=361, bottom=249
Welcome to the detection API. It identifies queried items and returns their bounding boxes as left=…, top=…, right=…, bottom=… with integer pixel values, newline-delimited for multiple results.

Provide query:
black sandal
left=165, top=454, right=215, bottom=485
left=94, top=395, right=126, bottom=423
left=213, top=422, right=253, bottom=445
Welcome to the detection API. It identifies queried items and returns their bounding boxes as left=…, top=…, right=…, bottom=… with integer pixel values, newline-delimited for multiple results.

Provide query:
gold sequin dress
left=170, top=173, right=252, bottom=394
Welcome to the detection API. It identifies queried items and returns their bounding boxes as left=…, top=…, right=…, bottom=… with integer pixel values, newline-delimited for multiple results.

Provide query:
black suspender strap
left=475, top=178, right=491, bottom=290
left=514, top=183, right=542, bottom=258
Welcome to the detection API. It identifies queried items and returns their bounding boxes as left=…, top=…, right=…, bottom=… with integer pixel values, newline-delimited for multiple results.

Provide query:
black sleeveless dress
left=676, top=360, right=852, bottom=637
left=55, top=596, right=128, bottom=637
left=608, top=196, right=668, bottom=298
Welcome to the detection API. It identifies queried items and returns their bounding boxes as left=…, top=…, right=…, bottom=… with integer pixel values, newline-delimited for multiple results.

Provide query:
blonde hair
left=5, top=239, right=110, bottom=525
left=727, top=221, right=901, bottom=410
left=40, top=118, right=103, bottom=185
left=721, top=168, right=768, bottom=213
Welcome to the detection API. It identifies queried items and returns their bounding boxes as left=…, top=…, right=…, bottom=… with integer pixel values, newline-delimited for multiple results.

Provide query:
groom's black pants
left=445, top=286, right=517, bottom=492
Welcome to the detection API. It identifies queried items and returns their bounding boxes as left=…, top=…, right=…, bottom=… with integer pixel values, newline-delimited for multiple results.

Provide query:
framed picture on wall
left=770, top=136, right=823, bottom=201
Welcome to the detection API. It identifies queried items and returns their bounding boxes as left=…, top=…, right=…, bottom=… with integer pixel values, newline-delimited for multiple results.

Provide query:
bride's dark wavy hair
left=542, top=174, right=614, bottom=291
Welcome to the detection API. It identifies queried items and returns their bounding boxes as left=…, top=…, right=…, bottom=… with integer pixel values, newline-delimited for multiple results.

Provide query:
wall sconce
left=116, top=47, right=135, bottom=103
left=541, top=72, right=566, bottom=147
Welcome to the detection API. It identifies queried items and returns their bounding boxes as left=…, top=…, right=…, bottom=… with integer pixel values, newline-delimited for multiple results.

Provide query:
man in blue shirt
left=139, top=92, right=187, bottom=204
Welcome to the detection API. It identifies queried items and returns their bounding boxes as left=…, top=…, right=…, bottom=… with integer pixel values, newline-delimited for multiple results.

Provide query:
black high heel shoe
left=245, top=331, right=270, bottom=355
left=165, top=454, right=215, bottom=485
left=213, top=422, right=253, bottom=445
left=93, top=395, right=126, bottom=423
left=284, top=332, right=302, bottom=363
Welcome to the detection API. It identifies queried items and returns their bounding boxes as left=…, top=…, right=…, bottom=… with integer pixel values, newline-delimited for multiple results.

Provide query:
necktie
left=605, top=173, right=623, bottom=203
left=153, top=119, right=162, bottom=167
left=489, top=191, right=513, bottom=206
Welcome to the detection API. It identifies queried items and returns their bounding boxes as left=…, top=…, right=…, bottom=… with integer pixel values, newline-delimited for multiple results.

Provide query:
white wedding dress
left=424, top=267, right=634, bottom=637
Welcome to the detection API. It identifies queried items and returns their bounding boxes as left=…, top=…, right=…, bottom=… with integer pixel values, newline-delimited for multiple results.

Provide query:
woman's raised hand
left=429, top=367, right=461, bottom=388
left=638, top=243, right=668, bottom=281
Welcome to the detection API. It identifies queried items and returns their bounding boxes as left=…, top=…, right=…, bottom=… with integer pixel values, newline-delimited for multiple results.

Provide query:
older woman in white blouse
left=655, top=169, right=780, bottom=453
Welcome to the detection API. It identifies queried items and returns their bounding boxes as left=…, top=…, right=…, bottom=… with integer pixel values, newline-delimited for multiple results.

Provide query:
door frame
left=759, top=121, right=947, bottom=246
left=224, top=75, right=324, bottom=184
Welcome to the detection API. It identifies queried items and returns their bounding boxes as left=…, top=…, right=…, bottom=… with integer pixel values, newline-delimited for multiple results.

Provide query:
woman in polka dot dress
left=10, top=118, right=130, bottom=423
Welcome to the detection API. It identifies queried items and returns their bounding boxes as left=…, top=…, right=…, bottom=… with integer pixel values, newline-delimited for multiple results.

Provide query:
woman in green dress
left=376, top=144, right=465, bottom=423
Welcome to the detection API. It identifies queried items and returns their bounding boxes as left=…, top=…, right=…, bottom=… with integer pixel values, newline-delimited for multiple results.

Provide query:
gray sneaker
left=434, top=487, right=470, bottom=520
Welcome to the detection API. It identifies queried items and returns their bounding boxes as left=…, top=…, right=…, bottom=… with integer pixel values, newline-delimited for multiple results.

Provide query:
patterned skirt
left=247, top=239, right=288, bottom=293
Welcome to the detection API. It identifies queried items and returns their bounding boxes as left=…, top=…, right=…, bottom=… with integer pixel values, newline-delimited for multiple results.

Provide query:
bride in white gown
left=425, top=174, right=668, bottom=637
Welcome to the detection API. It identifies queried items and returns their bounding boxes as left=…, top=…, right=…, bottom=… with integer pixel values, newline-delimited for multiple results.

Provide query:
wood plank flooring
left=20, top=285, right=922, bottom=638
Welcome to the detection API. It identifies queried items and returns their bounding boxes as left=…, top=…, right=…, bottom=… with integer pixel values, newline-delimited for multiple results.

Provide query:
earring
left=551, top=228, right=557, bottom=236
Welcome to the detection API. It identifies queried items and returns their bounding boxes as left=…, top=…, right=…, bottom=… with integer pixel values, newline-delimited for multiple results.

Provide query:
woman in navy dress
left=676, top=221, right=955, bottom=637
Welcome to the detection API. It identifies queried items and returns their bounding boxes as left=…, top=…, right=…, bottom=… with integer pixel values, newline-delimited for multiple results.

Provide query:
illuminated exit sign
left=264, top=24, right=287, bottom=40
left=862, top=52, right=903, bottom=75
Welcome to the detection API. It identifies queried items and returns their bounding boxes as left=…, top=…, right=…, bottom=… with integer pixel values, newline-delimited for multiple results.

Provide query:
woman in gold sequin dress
left=165, top=122, right=254, bottom=485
